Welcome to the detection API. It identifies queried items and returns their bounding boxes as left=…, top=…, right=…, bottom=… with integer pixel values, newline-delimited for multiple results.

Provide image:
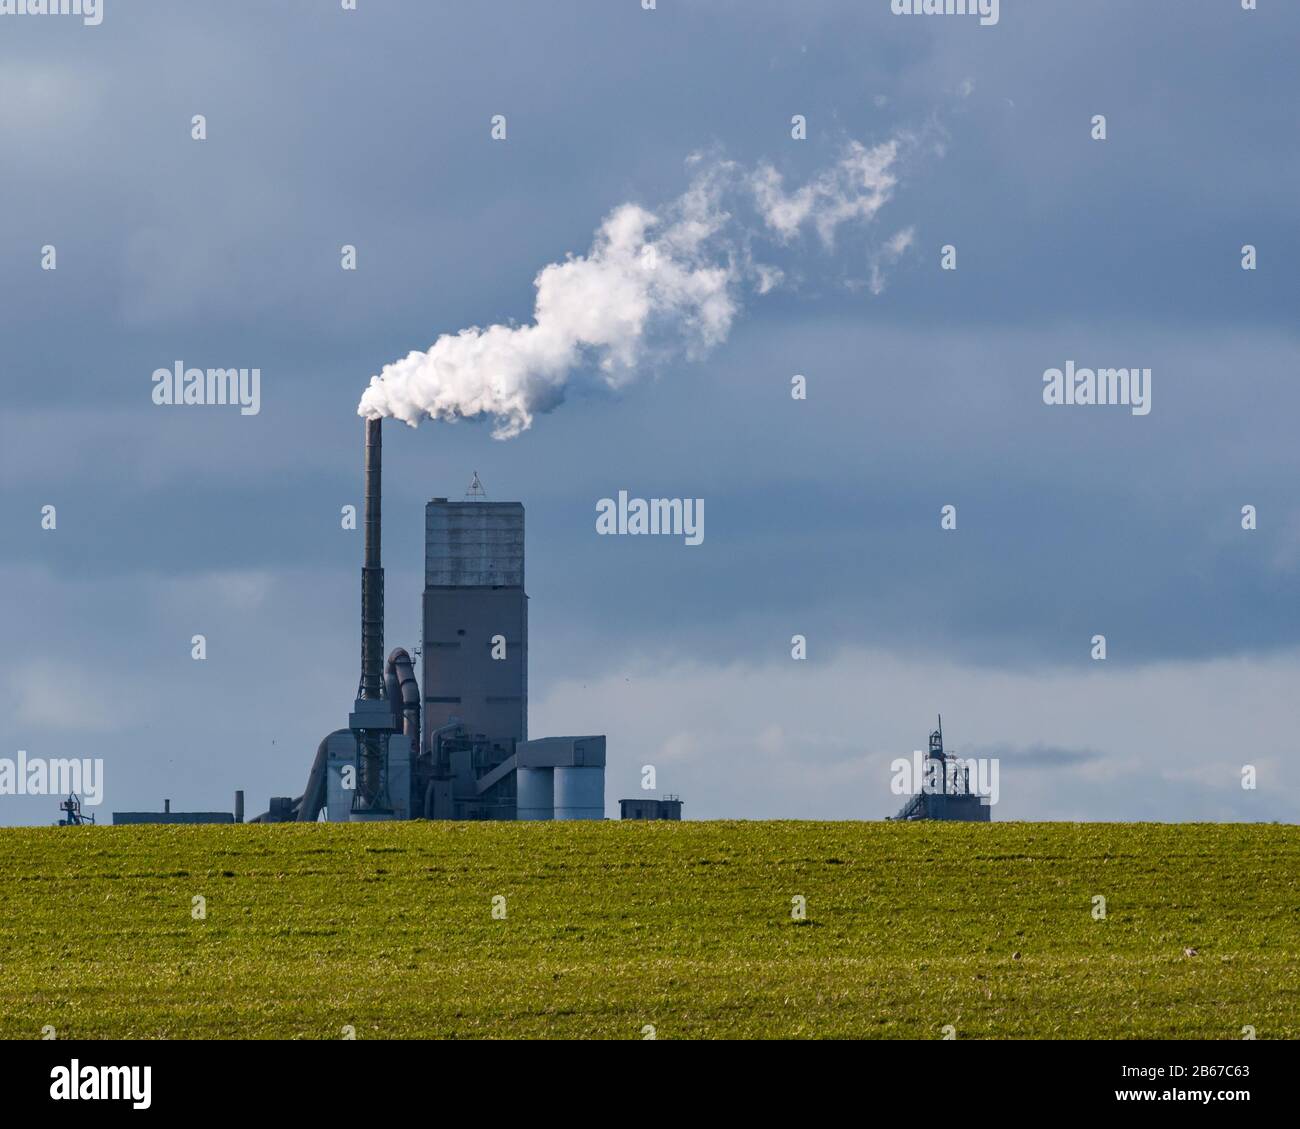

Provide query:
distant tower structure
left=56, top=794, right=94, bottom=826
left=464, top=471, right=488, bottom=501
left=891, top=716, right=991, bottom=822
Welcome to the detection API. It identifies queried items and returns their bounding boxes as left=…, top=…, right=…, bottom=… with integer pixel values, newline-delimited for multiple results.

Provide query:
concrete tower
left=422, top=498, right=527, bottom=758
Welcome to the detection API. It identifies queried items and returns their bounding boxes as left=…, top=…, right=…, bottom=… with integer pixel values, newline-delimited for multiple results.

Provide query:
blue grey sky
left=2, top=0, right=1297, bottom=824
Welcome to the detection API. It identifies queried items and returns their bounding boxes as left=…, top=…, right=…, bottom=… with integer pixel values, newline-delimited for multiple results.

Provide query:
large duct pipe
left=386, top=647, right=421, bottom=753
left=297, top=736, right=331, bottom=822
left=385, top=668, right=402, bottom=729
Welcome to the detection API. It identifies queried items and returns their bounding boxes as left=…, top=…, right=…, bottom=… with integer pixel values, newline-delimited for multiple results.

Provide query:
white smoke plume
left=869, top=226, right=916, bottom=296
left=749, top=139, right=900, bottom=248
left=359, top=137, right=913, bottom=439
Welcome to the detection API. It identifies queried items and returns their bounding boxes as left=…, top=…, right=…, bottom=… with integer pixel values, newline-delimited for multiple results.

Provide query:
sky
left=2, top=0, right=1297, bottom=824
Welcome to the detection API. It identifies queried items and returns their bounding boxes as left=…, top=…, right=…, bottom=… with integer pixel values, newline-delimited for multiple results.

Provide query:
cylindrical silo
left=552, top=767, right=603, bottom=820
left=516, top=767, right=554, bottom=820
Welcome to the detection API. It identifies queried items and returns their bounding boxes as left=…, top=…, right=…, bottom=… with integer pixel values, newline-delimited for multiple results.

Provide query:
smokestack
left=360, top=417, right=384, bottom=700
left=347, top=416, right=397, bottom=810
left=234, top=790, right=244, bottom=824
left=164, top=798, right=170, bottom=814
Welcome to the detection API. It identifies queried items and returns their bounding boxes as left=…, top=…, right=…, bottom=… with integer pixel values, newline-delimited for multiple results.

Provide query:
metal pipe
left=424, top=720, right=462, bottom=774
left=297, top=737, right=330, bottom=822
left=385, top=668, right=402, bottom=730
left=386, top=647, right=421, bottom=750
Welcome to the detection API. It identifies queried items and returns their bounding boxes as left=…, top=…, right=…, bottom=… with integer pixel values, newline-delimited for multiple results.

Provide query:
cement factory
left=253, top=419, right=607, bottom=824
left=85, top=419, right=984, bottom=827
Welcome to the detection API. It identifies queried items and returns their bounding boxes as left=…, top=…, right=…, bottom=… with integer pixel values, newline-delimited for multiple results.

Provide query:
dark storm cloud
left=2, top=1, right=1297, bottom=822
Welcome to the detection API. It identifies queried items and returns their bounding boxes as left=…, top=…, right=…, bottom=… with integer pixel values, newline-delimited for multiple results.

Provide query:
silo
left=552, top=767, right=604, bottom=820
left=516, top=767, right=554, bottom=820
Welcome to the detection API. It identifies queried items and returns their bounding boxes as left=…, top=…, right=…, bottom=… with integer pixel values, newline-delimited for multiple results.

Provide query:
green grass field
left=1, top=820, right=1296, bottom=1039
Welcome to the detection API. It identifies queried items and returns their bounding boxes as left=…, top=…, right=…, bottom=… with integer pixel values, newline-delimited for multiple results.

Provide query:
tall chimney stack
left=351, top=416, right=395, bottom=809
left=360, top=417, right=385, bottom=700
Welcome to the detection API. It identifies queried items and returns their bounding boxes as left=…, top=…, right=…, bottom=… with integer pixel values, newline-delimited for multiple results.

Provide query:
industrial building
left=619, top=796, right=683, bottom=821
left=254, top=420, right=606, bottom=823
left=890, top=719, right=991, bottom=822
left=113, top=796, right=241, bottom=826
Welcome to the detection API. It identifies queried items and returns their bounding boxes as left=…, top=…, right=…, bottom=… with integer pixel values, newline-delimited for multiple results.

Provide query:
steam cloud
left=359, top=137, right=915, bottom=439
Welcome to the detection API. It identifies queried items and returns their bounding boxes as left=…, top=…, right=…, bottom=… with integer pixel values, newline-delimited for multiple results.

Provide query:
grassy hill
left=1, top=820, right=1295, bottom=1039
